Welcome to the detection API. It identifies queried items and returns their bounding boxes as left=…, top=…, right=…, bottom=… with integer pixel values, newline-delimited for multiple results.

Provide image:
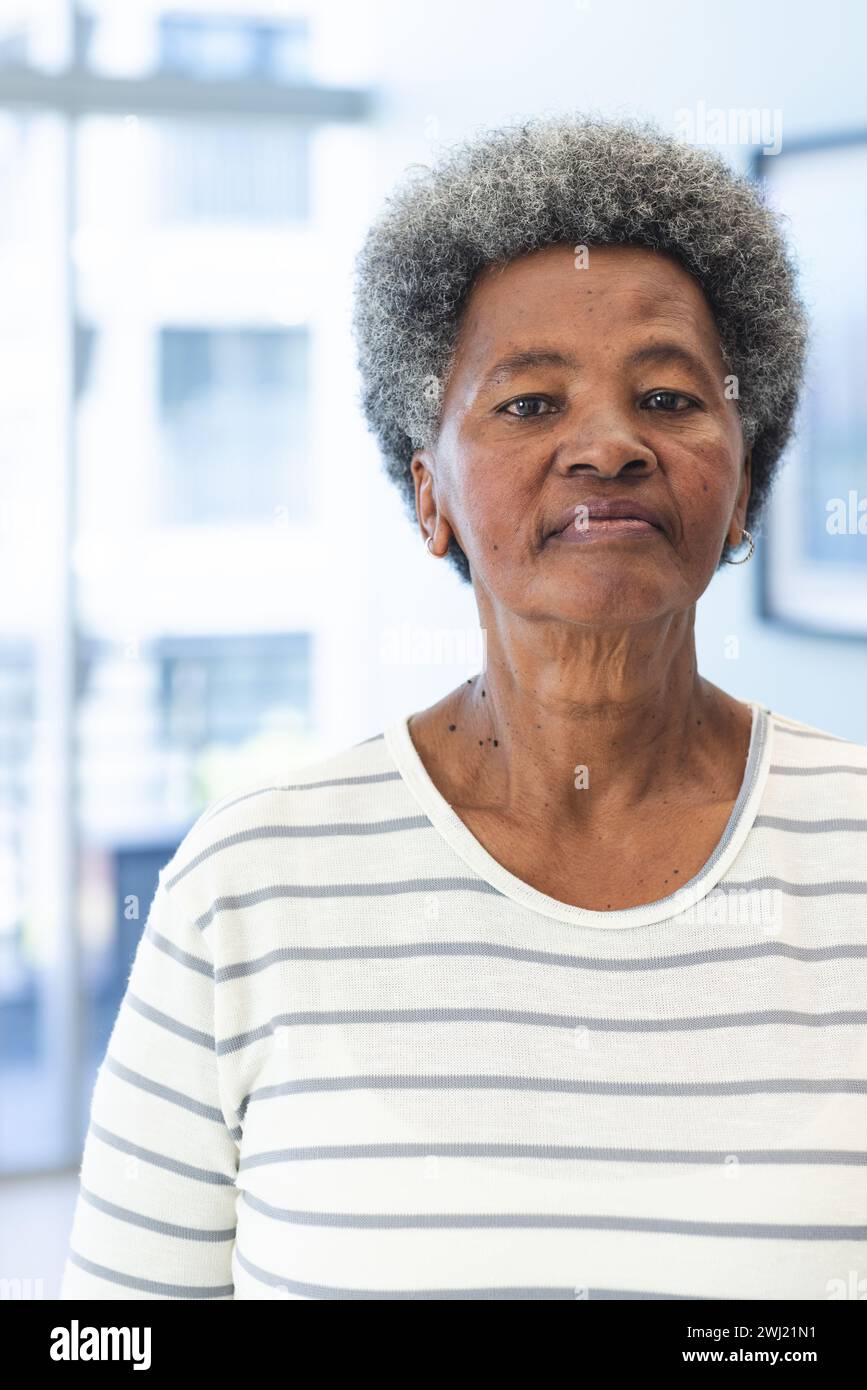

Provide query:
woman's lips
left=549, top=517, right=662, bottom=543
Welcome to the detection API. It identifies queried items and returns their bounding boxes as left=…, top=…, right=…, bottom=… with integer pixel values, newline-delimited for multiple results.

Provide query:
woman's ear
left=411, top=449, right=437, bottom=545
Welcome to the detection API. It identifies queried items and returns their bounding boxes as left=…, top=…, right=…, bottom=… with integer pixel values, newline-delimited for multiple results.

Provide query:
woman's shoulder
left=762, top=703, right=867, bottom=814
left=764, top=704, right=867, bottom=756
left=187, top=727, right=394, bottom=832
left=157, top=727, right=402, bottom=919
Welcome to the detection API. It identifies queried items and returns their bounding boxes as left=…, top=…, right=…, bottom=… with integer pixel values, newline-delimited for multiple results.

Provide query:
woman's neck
left=407, top=663, right=753, bottom=835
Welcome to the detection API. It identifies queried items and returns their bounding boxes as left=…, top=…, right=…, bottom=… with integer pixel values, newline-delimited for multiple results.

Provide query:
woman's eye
left=643, top=390, right=695, bottom=412
left=499, top=396, right=555, bottom=417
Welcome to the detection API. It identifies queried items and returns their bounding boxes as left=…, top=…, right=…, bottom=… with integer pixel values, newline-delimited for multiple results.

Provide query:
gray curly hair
left=351, top=112, right=809, bottom=582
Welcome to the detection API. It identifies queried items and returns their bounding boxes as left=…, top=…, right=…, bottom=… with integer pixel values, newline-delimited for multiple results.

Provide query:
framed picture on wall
left=753, top=132, right=867, bottom=638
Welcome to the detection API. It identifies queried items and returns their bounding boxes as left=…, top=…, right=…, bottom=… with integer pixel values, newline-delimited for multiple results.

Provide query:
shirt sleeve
left=60, top=867, right=239, bottom=1299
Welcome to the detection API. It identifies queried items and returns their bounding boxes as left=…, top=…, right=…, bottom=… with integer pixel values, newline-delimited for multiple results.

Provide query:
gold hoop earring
left=726, top=527, right=755, bottom=565
left=425, top=535, right=436, bottom=555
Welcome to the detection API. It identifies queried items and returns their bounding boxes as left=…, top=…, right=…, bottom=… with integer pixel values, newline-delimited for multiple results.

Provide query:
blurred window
left=0, top=1, right=370, bottom=1171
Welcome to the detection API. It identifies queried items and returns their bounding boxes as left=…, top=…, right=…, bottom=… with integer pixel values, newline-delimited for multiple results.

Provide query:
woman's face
left=412, top=242, right=752, bottom=626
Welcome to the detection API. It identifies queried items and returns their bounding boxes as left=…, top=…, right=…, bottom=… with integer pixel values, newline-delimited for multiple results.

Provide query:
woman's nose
left=552, top=427, right=658, bottom=479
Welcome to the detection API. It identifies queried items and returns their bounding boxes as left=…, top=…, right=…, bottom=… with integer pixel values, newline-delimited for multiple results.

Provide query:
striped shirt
left=60, top=699, right=867, bottom=1300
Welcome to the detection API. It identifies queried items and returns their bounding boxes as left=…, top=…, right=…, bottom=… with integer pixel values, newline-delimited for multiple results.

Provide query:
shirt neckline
left=383, top=699, right=773, bottom=928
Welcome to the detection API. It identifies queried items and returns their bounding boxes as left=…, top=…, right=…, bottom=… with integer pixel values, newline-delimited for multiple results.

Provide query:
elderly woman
left=62, top=115, right=867, bottom=1302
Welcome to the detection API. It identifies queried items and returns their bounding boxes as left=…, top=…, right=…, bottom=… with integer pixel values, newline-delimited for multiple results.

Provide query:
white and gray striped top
left=60, top=699, right=867, bottom=1300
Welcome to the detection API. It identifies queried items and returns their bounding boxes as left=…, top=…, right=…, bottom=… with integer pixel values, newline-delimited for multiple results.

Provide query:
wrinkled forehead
left=467, top=242, right=710, bottom=325
left=448, top=242, right=726, bottom=388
